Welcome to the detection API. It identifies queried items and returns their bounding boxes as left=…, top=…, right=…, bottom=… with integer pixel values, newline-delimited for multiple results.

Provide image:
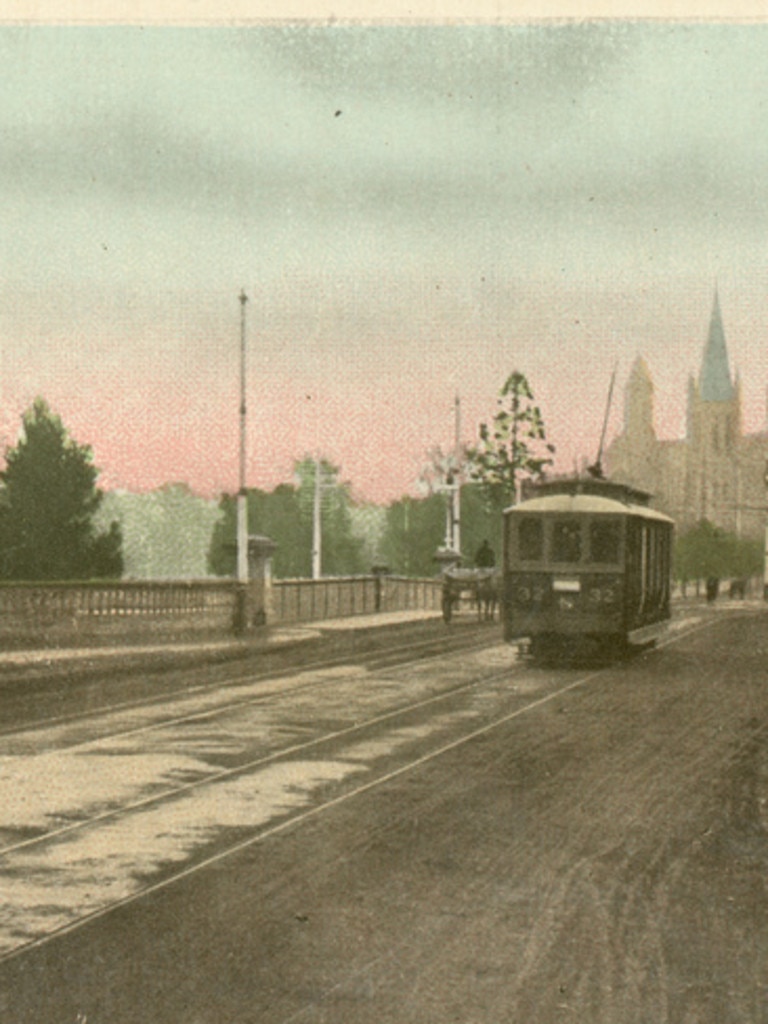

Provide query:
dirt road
left=1, top=606, right=766, bottom=1023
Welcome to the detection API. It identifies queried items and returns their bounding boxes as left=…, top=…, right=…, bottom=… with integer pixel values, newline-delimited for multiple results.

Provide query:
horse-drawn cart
left=441, top=568, right=499, bottom=623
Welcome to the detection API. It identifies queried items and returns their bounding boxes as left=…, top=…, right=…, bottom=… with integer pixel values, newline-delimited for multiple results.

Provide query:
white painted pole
left=312, top=456, right=322, bottom=579
left=453, top=393, right=461, bottom=554
left=444, top=485, right=453, bottom=550
left=237, top=289, right=249, bottom=582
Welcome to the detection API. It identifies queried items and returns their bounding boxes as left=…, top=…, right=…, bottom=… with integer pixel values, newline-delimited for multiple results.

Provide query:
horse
left=475, top=569, right=501, bottom=621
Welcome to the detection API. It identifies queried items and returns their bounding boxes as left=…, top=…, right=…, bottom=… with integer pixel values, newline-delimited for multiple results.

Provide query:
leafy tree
left=458, top=482, right=504, bottom=564
left=675, top=519, right=763, bottom=586
left=469, top=371, right=555, bottom=511
left=674, top=520, right=727, bottom=583
left=293, top=457, right=368, bottom=576
left=0, top=397, right=123, bottom=580
left=418, top=443, right=471, bottom=497
left=377, top=485, right=506, bottom=575
left=729, top=536, right=763, bottom=580
left=349, top=503, right=386, bottom=569
left=208, top=485, right=307, bottom=579
left=208, top=458, right=367, bottom=579
left=100, top=484, right=220, bottom=579
left=379, top=493, right=446, bottom=576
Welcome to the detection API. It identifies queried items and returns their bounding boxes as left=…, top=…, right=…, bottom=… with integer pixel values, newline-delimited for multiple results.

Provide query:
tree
left=208, top=485, right=307, bottom=579
left=469, top=371, right=555, bottom=510
left=100, top=484, right=220, bottom=579
left=458, top=481, right=504, bottom=564
left=378, top=484, right=506, bottom=574
left=379, top=493, right=446, bottom=576
left=0, top=398, right=123, bottom=580
left=674, top=520, right=727, bottom=585
left=293, top=457, right=368, bottom=576
left=208, top=458, right=367, bottom=579
left=675, top=519, right=763, bottom=587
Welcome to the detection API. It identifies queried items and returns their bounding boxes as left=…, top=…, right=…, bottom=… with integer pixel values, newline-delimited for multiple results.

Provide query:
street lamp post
left=452, top=393, right=461, bottom=553
left=237, top=289, right=249, bottom=583
left=443, top=471, right=456, bottom=551
left=312, top=455, right=322, bottom=580
left=311, top=457, right=337, bottom=579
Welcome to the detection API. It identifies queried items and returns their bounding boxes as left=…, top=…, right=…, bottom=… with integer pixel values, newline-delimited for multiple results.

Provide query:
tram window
left=590, top=520, right=620, bottom=563
left=518, top=518, right=543, bottom=560
left=552, top=519, right=582, bottom=563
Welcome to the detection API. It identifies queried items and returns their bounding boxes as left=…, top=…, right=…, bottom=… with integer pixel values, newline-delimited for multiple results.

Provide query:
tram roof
left=505, top=479, right=674, bottom=523
left=526, top=477, right=653, bottom=504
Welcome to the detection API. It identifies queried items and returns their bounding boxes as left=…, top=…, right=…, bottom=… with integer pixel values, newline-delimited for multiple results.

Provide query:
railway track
left=0, top=610, right=716, bottom=964
left=0, top=619, right=494, bottom=739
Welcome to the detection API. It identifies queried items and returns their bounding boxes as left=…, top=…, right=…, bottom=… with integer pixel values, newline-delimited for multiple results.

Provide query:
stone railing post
left=245, top=534, right=277, bottom=629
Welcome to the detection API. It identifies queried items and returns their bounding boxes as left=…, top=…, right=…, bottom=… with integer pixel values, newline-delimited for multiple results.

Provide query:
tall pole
left=453, top=393, right=461, bottom=553
left=443, top=477, right=453, bottom=550
left=312, top=456, right=322, bottom=579
left=237, top=289, right=249, bottom=582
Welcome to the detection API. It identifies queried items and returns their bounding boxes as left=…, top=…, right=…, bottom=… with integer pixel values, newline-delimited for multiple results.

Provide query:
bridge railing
left=0, top=579, right=239, bottom=649
left=271, top=575, right=443, bottom=623
left=0, top=574, right=444, bottom=649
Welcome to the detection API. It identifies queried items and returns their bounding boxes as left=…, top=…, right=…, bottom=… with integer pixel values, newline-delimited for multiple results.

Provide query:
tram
left=501, top=477, right=674, bottom=659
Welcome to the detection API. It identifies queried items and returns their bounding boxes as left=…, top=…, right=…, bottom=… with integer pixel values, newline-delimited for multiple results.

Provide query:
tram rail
left=0, top=608, right=731, bottom=964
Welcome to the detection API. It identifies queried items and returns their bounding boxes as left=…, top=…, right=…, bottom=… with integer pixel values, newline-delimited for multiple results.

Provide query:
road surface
left=0, top=604, right=765, bottom=1023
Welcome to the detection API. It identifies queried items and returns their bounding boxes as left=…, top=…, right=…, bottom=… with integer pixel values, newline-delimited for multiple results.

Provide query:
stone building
left=606, top=291, right=768, bottom=540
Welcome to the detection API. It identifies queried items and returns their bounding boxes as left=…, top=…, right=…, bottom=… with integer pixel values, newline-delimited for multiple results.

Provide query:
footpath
left=1, top=597, right=756, bottom=688
left=0, top=609, right=447, bottom=686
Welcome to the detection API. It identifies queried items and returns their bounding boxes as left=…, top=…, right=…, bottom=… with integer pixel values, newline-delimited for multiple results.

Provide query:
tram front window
left=589, top=520, right=620, bottom=563
left=553, top=520, right=581, bottom=563
left=518, top=517, right=543, bottom=560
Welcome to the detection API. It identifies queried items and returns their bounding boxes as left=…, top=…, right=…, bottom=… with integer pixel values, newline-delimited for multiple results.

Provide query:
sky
left=2, top=11, right=768, bottom=503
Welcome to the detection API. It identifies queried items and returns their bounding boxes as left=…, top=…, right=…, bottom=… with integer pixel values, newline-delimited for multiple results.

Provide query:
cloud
left=254, top=22, right=634, bottom=104
left=3, top=23, right=768, bottom=500
left=4, top=21, right=768, bottom=291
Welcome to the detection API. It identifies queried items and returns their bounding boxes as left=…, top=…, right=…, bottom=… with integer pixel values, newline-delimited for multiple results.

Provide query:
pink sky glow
left=2, top=278, right=766, bottom=507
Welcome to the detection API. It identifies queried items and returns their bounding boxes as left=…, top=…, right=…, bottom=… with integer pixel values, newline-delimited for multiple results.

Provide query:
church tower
left=605, top=288, right=768, bottom=542
left=625, top=356, right=656, bottom=444
left=604, top=356, right=658, bottom=497
left=684, top=289, right=741, bottom=530
left=699, top=289, right=733, bottom=405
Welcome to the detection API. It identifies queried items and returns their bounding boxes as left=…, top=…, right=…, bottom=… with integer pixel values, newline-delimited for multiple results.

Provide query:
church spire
left=625, top=355, right=655, bottom=438
left=699, top=287, right=734, bottom=402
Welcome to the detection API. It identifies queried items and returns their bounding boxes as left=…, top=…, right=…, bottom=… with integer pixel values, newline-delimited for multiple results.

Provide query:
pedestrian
left=475, top=539, right=495, bottom=568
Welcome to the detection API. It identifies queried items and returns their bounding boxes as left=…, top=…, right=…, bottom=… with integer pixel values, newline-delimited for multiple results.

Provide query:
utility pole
left=312, top=456, right=322, bottom=579
left=237, top=289, right=249, bottom=582
left=311, top=457, right=336, bottom=579
left=452, top=393, right=461, bottom=553
left=442, top=396, right=462, bottom=553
